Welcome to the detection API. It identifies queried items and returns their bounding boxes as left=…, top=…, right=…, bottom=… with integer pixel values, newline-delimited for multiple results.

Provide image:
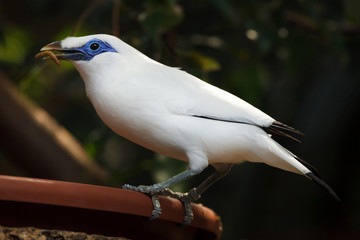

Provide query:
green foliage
left=228, top=64, right=268, bottom=106
left=140, top=1, right=183, bottom=44
left=0, top=27, right=31, bottom=64
left=344, top=0, right=360, bottom=23
left=188, top=50, right=220, bottom=72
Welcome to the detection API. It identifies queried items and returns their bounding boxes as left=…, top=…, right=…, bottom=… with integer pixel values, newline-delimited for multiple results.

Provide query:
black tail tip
left=306, top=172, right=340, bottom=201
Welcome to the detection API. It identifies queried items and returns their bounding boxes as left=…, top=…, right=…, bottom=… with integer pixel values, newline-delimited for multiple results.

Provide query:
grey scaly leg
left=160, top=163, right=233, bottom=225
left=123, top=168, right=202, bottom=219
left=189, top=163, right=233, bottom=200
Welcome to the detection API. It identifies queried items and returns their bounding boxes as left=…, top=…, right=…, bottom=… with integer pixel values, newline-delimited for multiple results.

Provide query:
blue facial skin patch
left=63, top=38, right=118, bottom=61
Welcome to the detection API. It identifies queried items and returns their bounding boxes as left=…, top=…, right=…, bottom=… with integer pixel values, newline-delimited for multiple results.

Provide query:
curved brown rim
left=0, top=175, right=222, bottom=238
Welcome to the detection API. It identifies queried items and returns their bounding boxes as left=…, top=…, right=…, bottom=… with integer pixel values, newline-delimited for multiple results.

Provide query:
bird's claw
left=160, top=188, right=201, bottom=202
left=122, top=184, right=199, bottom=225
left=122, top=183, right=165, bottom=221
left=149, top=194, right=162, bottom=220
left=159, top=188, right=200, bottom=225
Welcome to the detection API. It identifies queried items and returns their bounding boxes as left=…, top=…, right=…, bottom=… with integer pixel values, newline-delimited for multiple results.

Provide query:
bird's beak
left=41, top=41, right=63, bottom=51
left=40, top=41, right=63, bottom=51
left=39, top=41, right=68, bottom=60
left=35, top=41, right=68, bottom=66
left=37, top=41, right=87, bottom=65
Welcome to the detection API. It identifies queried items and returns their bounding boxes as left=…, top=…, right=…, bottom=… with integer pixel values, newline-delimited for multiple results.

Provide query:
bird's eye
left=89, top=42, right=100, bottom=51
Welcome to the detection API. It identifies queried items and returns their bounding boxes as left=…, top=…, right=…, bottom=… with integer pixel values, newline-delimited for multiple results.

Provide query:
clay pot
left=0, top=175, right=222, bottom=239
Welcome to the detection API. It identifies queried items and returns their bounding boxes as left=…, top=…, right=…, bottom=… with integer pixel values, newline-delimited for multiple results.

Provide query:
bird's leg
left=123, top=168, right=201, bottom=194
left=160, top=163, right=233, bottom=225
left=188, top=163, right=233, bottom=200
left=122, top=168, right=202, bottom=220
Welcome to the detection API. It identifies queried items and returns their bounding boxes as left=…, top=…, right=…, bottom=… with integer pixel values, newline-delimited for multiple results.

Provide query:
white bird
left=39, top=34, right=339, bottom=224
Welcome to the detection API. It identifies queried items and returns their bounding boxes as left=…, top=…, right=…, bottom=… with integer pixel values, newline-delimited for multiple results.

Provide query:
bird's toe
left=149, top=194, right=162, bottom=220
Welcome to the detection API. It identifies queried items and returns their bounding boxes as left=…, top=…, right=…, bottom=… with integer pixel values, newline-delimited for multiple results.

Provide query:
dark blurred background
left=0, top=0, right=359, bottom=239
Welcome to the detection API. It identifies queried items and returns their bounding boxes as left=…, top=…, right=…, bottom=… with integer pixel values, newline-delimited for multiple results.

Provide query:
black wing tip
left=265, top=121, right=304, bottom=142
left=273, top=121, right=304, bottom=136
left=306, top=172, right=340, bottom=202
left=266, top=127, right=302, bottom=143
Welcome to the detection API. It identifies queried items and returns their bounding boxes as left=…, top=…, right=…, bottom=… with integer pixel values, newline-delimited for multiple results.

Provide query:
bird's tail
left=252, top=127, right=339, bottom=201
left=275, top=142, right=340, bottom=201
left=305, top=171, right=340, bottom=201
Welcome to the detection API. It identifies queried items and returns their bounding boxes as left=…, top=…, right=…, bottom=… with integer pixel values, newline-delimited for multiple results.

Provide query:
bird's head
left=37, top=34, right=148, bottom=80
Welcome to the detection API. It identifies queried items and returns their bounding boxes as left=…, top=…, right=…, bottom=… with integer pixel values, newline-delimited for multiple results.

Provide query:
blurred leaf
left=84, top=142, right=98, bottom=158
left=210, top=0, right=238, bottom=22
left=20, top=59, right=75, bottom=101
left=189, top=51, right=221, bottom=73
left=139, top=2, right=183, bottom=42
left=228, top=65, right=267, bottom=106
left=344, top=0, right=360, bottom=23
left=0, top=27, right=31, bottom=64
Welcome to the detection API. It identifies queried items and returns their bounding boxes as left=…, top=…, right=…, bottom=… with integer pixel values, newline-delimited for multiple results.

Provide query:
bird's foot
left=149, top=194, right=162, bottom=220
left=159, top=188, right=201, bottom=225
left=122, top=184, right=200, bottom=225
left=122, top=183, right=165, bottom=195
left=122, top=183, right=166, bottom=221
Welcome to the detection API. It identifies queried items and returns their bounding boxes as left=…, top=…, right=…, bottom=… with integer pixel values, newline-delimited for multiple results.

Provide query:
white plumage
left=40, top=34, right=338, bottom=223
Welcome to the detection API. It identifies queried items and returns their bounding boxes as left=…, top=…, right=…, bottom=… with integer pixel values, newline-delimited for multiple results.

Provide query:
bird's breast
left=85, top=80, right=188, bottom=160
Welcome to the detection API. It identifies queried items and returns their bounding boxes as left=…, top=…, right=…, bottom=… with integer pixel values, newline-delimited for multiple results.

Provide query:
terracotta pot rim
left=0, top=175, right=222, bottom=238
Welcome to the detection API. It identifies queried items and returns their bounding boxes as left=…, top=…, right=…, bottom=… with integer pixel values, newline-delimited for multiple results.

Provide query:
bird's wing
left=162, top=67, right=275, bottom=127
left=264, top=121, right=303, bottom=142
left=162, top=67, right=301, bottom=132
left=132, top=62, right=302, bottom=140
left=144, top=66, right=303, bottom=141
